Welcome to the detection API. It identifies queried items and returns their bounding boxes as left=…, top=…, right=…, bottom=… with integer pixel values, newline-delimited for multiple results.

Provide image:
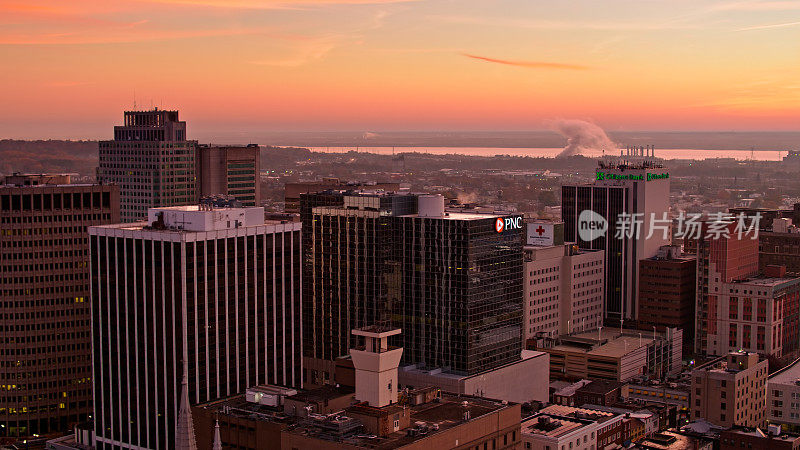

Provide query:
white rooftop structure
left=147, top=205, right=265, bottom=232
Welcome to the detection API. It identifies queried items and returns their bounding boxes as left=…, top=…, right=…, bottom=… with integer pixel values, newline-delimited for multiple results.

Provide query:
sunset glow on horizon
left=1, top=0, right=800, bottom=139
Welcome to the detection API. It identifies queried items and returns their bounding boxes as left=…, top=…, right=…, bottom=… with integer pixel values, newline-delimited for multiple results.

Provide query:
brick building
left=0, top=176, right=119, bottom=440
left=638, top=245, right=696, bottom=355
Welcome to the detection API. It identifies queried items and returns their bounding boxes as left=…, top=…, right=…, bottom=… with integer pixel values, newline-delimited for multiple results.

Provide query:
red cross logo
left=495, top=218, right=504, bottom=233
left=535, top=226, right=546, bottom=236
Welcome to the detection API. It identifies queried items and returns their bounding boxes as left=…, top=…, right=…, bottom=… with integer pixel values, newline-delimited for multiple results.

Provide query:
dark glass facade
left=301, top=191, right=525, bottom=381
left=301, top=192, right=416, bottom=385
left=562, top=184, right=627, bottom=321
left=398, top=215, right=524, bottom=375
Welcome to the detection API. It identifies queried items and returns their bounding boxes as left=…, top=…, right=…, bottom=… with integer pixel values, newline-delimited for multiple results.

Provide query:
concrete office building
left=695, top=222, right=800, bottom=358
left=196, top=144, right=261, bottom=206
left=538, top=328, right=682, bottom=382
left=524, top=239, right=604, bottom=340
left=398, top=350, right=550, bottom=404
left=767, top=357, right=800, bottom=428
left=88, top=204, right=301, bottom=449
left=562, top=157, right=670, bottom=322
left=99, top=109, right=198, bottom=222
left=0, top=176, right=119, bottom=439
left=638, top=245, right=696, bottom=355
left=690, top=352, right=768, bottom=428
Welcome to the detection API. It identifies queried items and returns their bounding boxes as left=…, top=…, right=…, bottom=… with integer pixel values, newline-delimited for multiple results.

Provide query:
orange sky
left=1, top=0, right=799, bottom=138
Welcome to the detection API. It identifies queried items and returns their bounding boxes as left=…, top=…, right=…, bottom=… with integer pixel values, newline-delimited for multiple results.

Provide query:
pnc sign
left=496, top=216, right=523, bottom=233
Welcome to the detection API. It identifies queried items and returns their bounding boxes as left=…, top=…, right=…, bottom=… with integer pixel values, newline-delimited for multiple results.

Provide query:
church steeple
left=212, top=419, right=222, bottom=450
left=175, top=372, right=197, bottom=450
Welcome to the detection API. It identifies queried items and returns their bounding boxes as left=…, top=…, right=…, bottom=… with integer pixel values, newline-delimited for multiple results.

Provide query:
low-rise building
left=282, top=393, right=522, bottom=450
left=767, top=356, right=800, bottom=428
left=398, top=350, right=550, bottom=404
left=720, top=426, right=800, bottom=450
left=623, top=383, right=690, bottom=409
left=690, top=352, right=768, bottom=428
left=521, top=412, right=600, bottom=450
left=574, top=380, right=627, bottom=407
left=637, top=430, right=714, bottom=450
left=522, top=404, right=624, bottom=450
left=551, top=380, right=592, bottom=407
left=536, top=328, right=682, bottom=382
left=582, top=404, right=659, bottom=439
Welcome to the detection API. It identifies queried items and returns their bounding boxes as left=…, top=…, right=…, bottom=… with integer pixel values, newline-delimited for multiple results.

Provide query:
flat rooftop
left=402, top=211, right=507, bottom=221
left=549, top=329, right=658, bottom=358
left=522, top=413, right=594, bottom=439
left=539, top=404, right=617, bottom=422
left=285, top=384, right=355, bottom=404
left=731, top=276, right=800, bottom=287
left=288, top=394, right=515, bottom=449
left=552, top=380, right=591, bottom=397
left=769, top=357, right=800, bottom=385
left=725, top=427, right=800, bottom=443
left=639, top=431, right=698, bottom=450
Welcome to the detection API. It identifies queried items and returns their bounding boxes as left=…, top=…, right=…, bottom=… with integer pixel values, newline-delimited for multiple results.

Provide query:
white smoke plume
left=547, top=119, right=616, bottom=158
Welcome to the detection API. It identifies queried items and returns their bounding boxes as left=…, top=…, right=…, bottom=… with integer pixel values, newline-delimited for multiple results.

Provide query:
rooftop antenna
left=133, top=89, right=137, bottom=110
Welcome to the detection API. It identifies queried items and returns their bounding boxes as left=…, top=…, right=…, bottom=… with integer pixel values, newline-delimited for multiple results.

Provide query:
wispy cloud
left=141, top=0, right=419, bottom=9
left=249, top=35, right=343, bottom=66
left=736, top=20, right=800, bottom=31
left=430, top=15, right=703, bottom=31
left=711, top=1, right=800, bottom=12
left=43, top=81, right=95, bottom=87
left=461, top=53, right=589, bottom=70
left=0, top=26, right=284, bottom=45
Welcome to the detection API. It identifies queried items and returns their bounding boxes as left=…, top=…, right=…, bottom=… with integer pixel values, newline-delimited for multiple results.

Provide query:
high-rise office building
left=562, top=158, right=670, bottom=322
left=197, top=144, right=261, bottom=207
left=302, top=191, right=416, bottom=386
left=397, top=195, right=525, bottom=375
left=89, top=204, right=301, bottom=449
left=301, top=192, right=526, bottom=383
left=0, top=175, right=119, bottom=439
left=98, top=109, right=198, bottom=222
left=523, top=221, right=604, bottom=340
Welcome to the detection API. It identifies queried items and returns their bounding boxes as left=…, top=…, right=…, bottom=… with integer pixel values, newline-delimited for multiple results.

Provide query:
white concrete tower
left=350, top=326, right=403, bottom=407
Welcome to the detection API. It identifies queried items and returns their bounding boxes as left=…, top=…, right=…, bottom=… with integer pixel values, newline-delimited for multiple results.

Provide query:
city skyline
left=2, top=0, right=800, bottom=139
